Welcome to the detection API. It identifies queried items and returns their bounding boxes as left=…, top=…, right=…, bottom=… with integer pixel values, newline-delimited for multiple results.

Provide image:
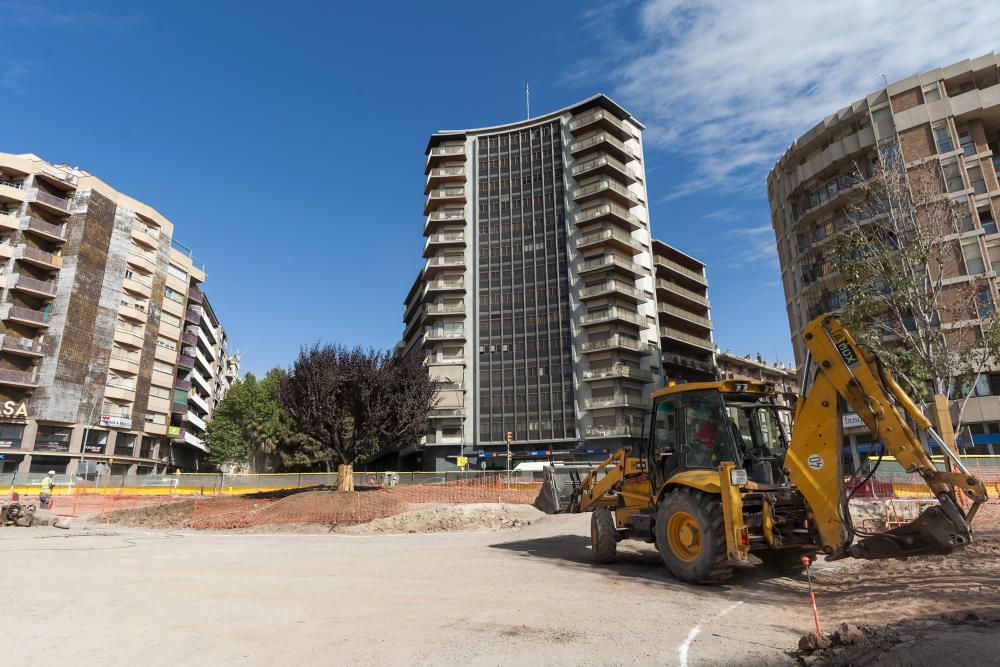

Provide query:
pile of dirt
left=98, top=500, right=195, bottom=529
left=796, top=614, right=1000, bottom=665
left=333, top=503, right=543, bottom=534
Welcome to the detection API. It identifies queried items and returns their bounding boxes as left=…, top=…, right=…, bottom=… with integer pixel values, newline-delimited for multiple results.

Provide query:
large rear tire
left=654, top=487, right=733, bottom=584
left=591, top=508, right=618, bottom=564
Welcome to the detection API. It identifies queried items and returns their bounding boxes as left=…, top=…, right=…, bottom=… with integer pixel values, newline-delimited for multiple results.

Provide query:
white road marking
left=678, top=600, right=743, bottom=667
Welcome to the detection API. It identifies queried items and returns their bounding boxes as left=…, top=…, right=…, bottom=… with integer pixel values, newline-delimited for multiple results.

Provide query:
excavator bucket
left=533, top=465, right=595, bottom=514
left=849, top=505, right=971, bottom=559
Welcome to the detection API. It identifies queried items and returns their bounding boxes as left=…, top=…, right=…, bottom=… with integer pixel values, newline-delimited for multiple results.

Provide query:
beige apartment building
left=768, top=53, right=1000, bottom=462
left=652, top=239, right=716, bottom=382
left=399, top=95, right=662, bottom=470
left=0, top=152, right=237, bottom=475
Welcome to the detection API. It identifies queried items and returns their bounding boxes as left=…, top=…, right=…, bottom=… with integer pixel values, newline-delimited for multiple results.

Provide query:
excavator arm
left=787, top=315, right=989, bottom=560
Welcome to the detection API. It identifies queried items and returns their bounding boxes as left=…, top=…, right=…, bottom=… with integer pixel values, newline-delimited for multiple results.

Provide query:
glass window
left=164, top=287, right=184, bottom=303
left=682, top=390, right=735, bottom=469
left=153, top=360, right=173, bottom=374
left=978, top=207, right=997, bottom=235
left=933, top=122, right=954, bottom=153
left=942, top=161, right=965, bottom=192
left=959, top=129, right=976, bottom=156
left=84, top=429, right=108, bottom=454
left=168, top=264, right=187, bottom=281
left=114, top=433, right=136, bottom=456
left=0, top=424, right=25, bottom=451
left=161, top=311, right=181, bottom=328
left=34, top=425, right=72, bottom=452
left=140, top=436, right=155, bottom=459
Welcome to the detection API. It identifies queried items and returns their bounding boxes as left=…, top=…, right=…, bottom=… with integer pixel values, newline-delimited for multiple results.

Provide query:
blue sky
left=2, top=1, right=997, bottom=375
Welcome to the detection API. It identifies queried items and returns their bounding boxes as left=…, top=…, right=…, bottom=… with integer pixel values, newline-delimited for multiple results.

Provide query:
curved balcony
left=569, top=108, right=636, bottom=141
left=30, top=189, right=72, bottom=215
left=579, top=279, right=646, bottom=302
left=581, top=306, right=646, bottom=328
left=569, top=131, right=637, bottom=163
left=581, top=335, right=653, bottom=355
left=575, top=201, right=642, bottom=231
left=571, top=153, right=639, bottom=185
left=572, top=177, right=641, bottom=207
left=576, top=227, right=643, bottom=255
left=579, top=254, right=645, bottom=278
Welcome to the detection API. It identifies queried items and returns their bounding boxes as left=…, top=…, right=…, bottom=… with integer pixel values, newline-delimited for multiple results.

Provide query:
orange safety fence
left=189, top=475, right=543, bottom=529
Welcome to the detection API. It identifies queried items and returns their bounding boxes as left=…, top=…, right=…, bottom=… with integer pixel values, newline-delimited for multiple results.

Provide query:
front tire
left=654, top=487, right=732, bottom=584
left=591, top=508, right=618, bottom=564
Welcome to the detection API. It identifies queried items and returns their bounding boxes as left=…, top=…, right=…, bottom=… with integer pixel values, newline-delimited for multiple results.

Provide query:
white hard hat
left=48, top=470, right=55, bottom=475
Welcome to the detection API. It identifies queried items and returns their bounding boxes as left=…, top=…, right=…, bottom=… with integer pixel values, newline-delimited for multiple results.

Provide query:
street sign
left=456, top=455, right=467, bottom=468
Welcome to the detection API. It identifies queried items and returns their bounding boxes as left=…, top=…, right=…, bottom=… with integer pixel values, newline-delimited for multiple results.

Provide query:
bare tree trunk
left=337, top=463, right=355, bottom=492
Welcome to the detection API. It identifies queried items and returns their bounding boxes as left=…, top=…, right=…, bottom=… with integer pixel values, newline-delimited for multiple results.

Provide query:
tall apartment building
left=0, top=152, right=236, bottom=475
left=400, top=95, right=661, bottom=470
left=652, top=239, right=716, bottom=382
left=768, top=53, right=1000, bottom=460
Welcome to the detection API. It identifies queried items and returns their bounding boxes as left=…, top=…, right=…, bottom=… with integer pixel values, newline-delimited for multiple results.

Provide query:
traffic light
left=506, top=431, right=512, bottom=444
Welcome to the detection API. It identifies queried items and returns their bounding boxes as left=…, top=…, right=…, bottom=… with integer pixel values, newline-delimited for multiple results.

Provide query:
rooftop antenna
left=525, top=82, right=530, bottom=119
left=881, top=73, right=889, bottom=89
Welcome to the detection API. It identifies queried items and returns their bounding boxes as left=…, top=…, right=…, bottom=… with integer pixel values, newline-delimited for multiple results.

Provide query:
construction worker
left=39, top=470, right=56, bottom=509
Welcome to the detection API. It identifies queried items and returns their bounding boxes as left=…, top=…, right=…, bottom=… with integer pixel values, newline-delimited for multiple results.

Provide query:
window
left=922, top=83, right=942, bottom=103
left=153, top=360, right=173, bottom=374
left=0, top=424, right=25, bottom=451
left=164, top=287, right=184, bottom=303
left=979, top=207, right=997, bottom=235
left=140, top=436, right=155, bottom=459
left=145, top=412, right=167, bottom=425
left=978, top=288, right=995, bottom=317
left=959, top=128, right=976, bottom=156
left=149, top=385, right=171, bottom=399
left=34, top=425, right=72, bottom=452
left=964, top=243, right=986, bottom=274
left=958, top=215, right=975, bottom=232
left=84, top=429, right=108, bottom=454
left=157, top=336, right=176, bottom=351
left=942, top=160, right=965, bottom=192
left=168, top=264, right=187, bottom=281
left=933, top=122, right=954, bottom=153
left=161, top=311, right=181, bottom=328
left=968, top=165, right=987, bottom=195
left=114, top=433, right=136, bottom=456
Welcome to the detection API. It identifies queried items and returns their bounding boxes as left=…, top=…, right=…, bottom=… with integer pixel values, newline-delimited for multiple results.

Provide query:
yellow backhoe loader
left=566, top=315, right=989, bottom=584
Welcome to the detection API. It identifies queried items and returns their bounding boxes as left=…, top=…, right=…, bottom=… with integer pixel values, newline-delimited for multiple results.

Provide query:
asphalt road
left=1, top=513, right=812, bottom=666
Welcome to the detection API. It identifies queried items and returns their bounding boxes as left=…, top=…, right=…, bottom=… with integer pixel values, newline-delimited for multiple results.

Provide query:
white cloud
left=610, top=0, right=1000, bottom=198
left=724, top=225, right=778, bottom=267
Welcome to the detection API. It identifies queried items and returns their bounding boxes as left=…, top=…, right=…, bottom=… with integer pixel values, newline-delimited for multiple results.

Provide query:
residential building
left=716, top=352, right=798, bottom=431
left=399, top=95, right=661, bottom=470
left=653, top=239, right=716, bottom=382
left=767, top=53, right=1000, bottom=463
left=0, top=152, right=235, bottom=475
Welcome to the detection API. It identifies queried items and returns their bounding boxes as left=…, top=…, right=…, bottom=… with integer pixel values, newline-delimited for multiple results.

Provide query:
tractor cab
left=645, top=380, right=792, bottom=489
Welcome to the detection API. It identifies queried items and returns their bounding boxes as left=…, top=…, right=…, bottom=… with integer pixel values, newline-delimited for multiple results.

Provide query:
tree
left=827, top=140, right=1000, bottom=433
left=276, top=345, right=436, bottom=491
left=205, top=369, right=306, bottom=472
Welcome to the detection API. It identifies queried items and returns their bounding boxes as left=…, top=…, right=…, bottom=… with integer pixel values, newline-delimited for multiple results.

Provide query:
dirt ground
left=5, top=506, right=998, bottom=665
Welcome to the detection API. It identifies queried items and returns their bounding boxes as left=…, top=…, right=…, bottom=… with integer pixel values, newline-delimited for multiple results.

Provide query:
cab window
left=682, top=390, right=737, bottom=469
left=652, top=399, right=678, bottom=456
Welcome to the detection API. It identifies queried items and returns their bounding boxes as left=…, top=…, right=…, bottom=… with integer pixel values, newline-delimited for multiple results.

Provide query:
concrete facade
left=0, top=152, right=237, bottom=475
left=652, top=239, right=716, bottom=382
left=400, top=95, right=662, bottom=470
left=767, top=53, right=1000, bottom=461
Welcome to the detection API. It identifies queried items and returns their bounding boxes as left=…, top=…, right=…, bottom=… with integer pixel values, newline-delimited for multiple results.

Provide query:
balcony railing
left=584, top=394, right=645, bottom=410
left=177, top=354, right=195, bottom=369
left=429, top=408, right=464, bottom=418
left=576, top=227, right=643, bottom=252
left=0, top=178, right=24, bottom=190
left=580, top=280, right=644, bottom=300
left=33, top=190, right=71, bottom=212
left=656, top=278, right=710, bottom=306
left=21, top=245, right=63, bottom=267
left=572, top=177, right=640, bottom=205
left=659, top=326, right=715, bottom=351
left=24, top=216, right=67, bottom=240
left=569, top=131, right=637, bottom=161
left=174, top=378, right=192, bottom=391
left=7, top=305, right=49, bottom=324
left=657, top=303, right=713, bottom=329
left=171, top=239, right=206, bottom=272
left=425, top=303, right=465, bottom=315
left=575, top=201, right=642, bottom=229
left=581, top=335, right=649, bottom=353
left=662, top=351, right=716, bottom=374
left=426, top=279, right=465, bottom=290
left=581, top=306, right=645, bottom=327
left=571, top=153, right=638, bottom=182
left=583, top=365, right=654, bottom=382
left=569, top=108, right=636, bottom=139
left=427, top=166, right=465, bottom=178
left=426, top=255, right=464, bottom=267
left=424, top=328, right=465, bottom=340
left=585, top=423, right=634, bottom=438
left=187, top=288, right=204, bottom=304
left=579, top=254, right=644, bottom=276
left=185, top=308, right=201, bottom=325
left=0, top=367, right=37, bottom=386
left=13, top=274, right=56, bottom=296
left=427, top=232, right=466, bottom=244
left=428, top=145, right=466, bottom=159
left=181, top=331, right=198, bottom=346
left=655, top=256, right=707, bottom=285
left=427, top=210, right=465, bottom=222
left=1, top=335, right=42, bottom=355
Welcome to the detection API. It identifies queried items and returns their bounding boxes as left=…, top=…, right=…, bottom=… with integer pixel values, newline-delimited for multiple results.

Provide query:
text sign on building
left=0, top=401, right=28, bottom=420
left=842, top=414, right=865, bottom=429
left=99, top=415, right=132, bottom=429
